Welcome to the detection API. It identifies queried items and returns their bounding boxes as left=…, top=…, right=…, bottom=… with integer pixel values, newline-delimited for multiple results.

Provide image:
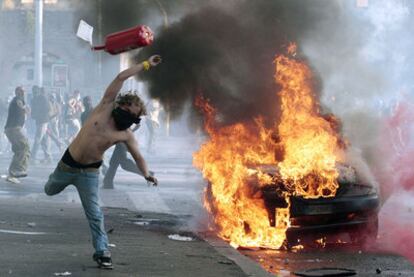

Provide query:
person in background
left=31, top=86, right=52, bottom=164
left=0, top=96, right=8, bottom=153
left=65, top=89, right=83, bottom=143
left=81, top=96, right=94, bottom=126
left=4, top=86, right=30, bottom=183
left=145, top=99, right=162, bottom=153
left=47, top=92, right=63, bottom=152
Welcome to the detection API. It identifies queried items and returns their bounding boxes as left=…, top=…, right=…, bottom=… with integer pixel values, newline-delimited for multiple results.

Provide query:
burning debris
left=193, top=45, right=379, bottom=250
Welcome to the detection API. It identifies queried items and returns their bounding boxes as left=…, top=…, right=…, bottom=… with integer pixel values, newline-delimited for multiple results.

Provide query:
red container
left=93, top=25, right=154, bottom=55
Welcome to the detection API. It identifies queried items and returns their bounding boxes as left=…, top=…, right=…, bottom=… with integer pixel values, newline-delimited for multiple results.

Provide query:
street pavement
left=0, top=135, right=267, bottom=277
left=0, top=135, right=414, bottom=276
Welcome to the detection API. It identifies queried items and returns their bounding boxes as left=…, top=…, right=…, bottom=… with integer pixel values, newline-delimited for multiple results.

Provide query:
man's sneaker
left=6, top=176, right=21, bottom=184
left=93, top=254, right=113, bottom=269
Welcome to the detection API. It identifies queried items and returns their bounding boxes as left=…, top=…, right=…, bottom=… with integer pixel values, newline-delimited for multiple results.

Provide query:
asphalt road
left=0, top=135, right=413, bottom=276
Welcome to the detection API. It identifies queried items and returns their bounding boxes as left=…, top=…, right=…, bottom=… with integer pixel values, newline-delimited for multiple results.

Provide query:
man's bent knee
left=44, top=181, right=62, bottom=196
left=44, top=183, right=54, bottom=196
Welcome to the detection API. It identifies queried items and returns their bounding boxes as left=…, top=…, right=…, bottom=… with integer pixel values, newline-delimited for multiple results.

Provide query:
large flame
left=275, top=52, right=341, bottom=198
left=193, top=45, right=343, bottom=249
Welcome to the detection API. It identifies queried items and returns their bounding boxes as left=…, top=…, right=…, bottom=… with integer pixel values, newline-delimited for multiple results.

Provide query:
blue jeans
left=44, top=162, right=110, bottom=257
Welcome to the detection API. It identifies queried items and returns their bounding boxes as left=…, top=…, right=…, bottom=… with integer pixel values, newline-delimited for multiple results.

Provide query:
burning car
left=250, top=163, right=380, bottom=248
left=194, top=45, right=380, bottom=250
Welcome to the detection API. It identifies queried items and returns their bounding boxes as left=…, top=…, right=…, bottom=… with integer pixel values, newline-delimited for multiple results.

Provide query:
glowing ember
left=193, top=44, right=343, bottom=249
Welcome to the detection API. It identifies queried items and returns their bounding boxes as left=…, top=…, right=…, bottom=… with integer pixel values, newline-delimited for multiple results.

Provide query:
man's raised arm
left=101, top=55, right=162, bottom=104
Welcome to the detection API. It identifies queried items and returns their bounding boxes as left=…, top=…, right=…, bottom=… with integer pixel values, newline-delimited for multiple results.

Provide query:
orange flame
left=275, top=53, right=341, bottom=198
left=193, top=44, right=342, bottom=249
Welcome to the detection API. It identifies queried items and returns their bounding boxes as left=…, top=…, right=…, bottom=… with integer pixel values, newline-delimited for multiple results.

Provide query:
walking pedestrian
left=65, top=89, right=83, bottom=143
left=0, top=96, right=8, bottom=153
left=47, top=92, right=64, bottom=152
left=102, top=122, right=154, bottom=189
left=31, top=87, right=52, bottom=163
left=4, top=86, right=30, bottom=183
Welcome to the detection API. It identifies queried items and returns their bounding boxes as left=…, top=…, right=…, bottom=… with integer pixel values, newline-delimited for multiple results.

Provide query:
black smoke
left=76, top=0, right=356, bottom=128
left=135, top=0, right=349, bottom=127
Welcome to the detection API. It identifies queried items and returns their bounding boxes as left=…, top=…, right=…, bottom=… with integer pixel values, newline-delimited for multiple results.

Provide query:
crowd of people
left=1, top=84, right=161, bottom=184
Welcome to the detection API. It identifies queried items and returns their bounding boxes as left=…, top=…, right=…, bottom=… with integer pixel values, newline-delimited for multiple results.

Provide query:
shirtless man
left=44, top=55, right=161, bottom=269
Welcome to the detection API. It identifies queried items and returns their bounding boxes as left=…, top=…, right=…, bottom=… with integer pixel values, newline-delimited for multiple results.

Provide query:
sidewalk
left=0, top=198, right=247, bottom=277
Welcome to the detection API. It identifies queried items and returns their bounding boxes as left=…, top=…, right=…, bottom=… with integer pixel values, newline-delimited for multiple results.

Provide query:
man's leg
left=44, top=166, right=72, bottom=196
left=117, top=143, right=152, bottom=176
left=5, top=127, right=30, bottom=177
left=48, top=120, right=63, bottom=151
left=102, top=144, right=123, bottom=189
left=31, top=123, right=47, bottom=161
left=74, top=172, right=110, bottom=259
left=40, top=126, right=52, bottom=162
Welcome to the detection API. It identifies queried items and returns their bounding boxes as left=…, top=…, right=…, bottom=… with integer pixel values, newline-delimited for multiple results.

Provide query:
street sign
left=51, top=64, right=68, bottom=88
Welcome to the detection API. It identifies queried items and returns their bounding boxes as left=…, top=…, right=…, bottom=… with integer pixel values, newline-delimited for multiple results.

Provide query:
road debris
left=294, top=267, right=356, bottom=276
left=0, top=228, right=46, bottom=235
left=133, top=221, right=149, bottom=226
left=27, top=222, right=36, bottom=228
left=168, top=234, right=194, bottom=241
left=218, top=260, right=233, bottom=265
left=53, top=272, right=72, bottom=276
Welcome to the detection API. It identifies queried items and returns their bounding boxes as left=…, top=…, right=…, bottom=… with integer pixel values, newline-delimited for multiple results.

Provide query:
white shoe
left=6, top=176, right=20, bottom=184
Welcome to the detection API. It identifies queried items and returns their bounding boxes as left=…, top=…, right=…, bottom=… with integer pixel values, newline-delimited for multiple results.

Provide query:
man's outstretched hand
left=148, top=55, right=162, bottom=67
left=145, top=175, right=158, bottom=186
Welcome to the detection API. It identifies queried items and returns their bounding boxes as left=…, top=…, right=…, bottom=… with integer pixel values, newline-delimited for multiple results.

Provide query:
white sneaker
left=6, top=176, right=20, bottom=184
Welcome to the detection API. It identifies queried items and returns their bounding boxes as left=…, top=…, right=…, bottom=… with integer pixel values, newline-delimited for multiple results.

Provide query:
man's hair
left=15, top=86, right=24, bottom=95
left=116, top=91, right=147, bottom=116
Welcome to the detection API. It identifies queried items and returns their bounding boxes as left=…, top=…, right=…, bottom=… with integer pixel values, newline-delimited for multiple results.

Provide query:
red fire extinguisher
left=92, top=25, right=154, bottom=55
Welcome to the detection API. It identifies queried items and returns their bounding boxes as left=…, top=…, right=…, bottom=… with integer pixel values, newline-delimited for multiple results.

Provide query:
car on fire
left=248, top=162, right=380, bottom=248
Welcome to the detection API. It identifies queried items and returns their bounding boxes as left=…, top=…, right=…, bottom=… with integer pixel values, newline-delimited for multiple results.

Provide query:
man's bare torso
left=68, top=101, right=131, bottom=165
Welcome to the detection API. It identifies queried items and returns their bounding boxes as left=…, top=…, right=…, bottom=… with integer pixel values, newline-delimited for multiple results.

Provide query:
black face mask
left=112, top=107, right=141, bottom=130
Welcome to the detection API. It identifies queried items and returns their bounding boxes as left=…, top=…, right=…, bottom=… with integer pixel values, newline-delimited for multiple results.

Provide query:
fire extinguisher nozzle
left=92, top=45, right=106, bottom=51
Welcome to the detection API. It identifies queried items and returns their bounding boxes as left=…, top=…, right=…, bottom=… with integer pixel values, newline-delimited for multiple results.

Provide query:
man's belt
left=58, top=161, right=100, bottom=173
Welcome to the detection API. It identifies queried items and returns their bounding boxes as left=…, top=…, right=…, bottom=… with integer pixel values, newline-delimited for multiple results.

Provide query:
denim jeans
left=44, top=162, right=109, bottom=257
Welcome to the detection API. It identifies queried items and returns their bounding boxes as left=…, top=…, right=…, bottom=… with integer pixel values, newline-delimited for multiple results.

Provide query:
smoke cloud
left=136, top=0, right=349, bottom=126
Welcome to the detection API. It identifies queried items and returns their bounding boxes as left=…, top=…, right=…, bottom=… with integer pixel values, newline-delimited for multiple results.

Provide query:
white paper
left=0, top=229, right=46, bottom=235
left=76, top=20, right=94, bottom=45
left=168, top=234, right=194, bottom=242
